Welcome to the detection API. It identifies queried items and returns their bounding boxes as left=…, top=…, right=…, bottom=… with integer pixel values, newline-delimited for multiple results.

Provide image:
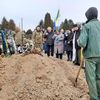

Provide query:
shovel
left=74, top=48, right=83, bottom=87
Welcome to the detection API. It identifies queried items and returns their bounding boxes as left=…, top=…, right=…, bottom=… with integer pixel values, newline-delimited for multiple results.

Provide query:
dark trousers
left=75, top=49, right=81, bottom=65
left=47, top=45, right=54, bottom=57
left=67, top=51, right=72, bottom=61
left=0, top=48, right=2, bottom=55
left=56, top=53, right=63, bottom=59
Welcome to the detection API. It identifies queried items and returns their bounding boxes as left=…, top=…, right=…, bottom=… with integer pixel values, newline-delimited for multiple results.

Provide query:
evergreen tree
left=1, top=17, right=16, bottom=31
left=44, top=13, right=53, bottom=29
left=1, top=17, right=9, bottom=30
left=39, top=20, right=44, bottom=28
left=60, top=19, right=74, bottom=31
left=9, top=19, right=16, bottom=31
left=61, top=19, right=69, bottom=30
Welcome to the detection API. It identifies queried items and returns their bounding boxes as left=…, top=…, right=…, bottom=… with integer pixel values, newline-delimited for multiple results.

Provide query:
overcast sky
left=0, top=0, right=100, bottom=30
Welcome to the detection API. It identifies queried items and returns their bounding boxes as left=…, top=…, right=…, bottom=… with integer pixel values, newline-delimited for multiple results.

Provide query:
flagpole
left=21, top=17, right=23, bottom=45
left=21, top=17, right=23, bottom=31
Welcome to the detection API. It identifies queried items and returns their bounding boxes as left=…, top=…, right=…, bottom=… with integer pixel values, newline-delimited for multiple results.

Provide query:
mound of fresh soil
left=0, top=54, right=89, bottom=100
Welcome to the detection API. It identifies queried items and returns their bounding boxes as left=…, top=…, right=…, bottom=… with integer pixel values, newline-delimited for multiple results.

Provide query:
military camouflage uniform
left=32, top=30, right=43, bottom=52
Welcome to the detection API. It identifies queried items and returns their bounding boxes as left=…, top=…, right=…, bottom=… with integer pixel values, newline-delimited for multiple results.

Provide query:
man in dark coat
left=74, top=26, right=81, bottom=65
left=65, top=30, right=73, bottom=61
left=45, top=27, right=54, bottom=57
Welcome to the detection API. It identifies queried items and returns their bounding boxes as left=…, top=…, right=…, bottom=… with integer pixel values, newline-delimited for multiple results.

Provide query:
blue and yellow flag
left=53, top=9, right=60, bottom=30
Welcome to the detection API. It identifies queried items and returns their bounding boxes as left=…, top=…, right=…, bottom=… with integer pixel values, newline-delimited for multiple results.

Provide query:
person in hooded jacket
left=78, top=7, right=100, bottom=100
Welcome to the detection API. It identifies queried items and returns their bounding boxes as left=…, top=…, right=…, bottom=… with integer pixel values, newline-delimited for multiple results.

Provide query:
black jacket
left=46, top=32, right=54, bottom=45
left=65, top=32, right=73, bottom=51
left=75, top=31, right=81, bottom=50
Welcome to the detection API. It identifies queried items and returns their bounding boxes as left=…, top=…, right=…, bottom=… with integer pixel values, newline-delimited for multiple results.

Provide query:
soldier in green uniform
left=78, top=7, right=100, bottom=100
left=32, top=26, right=43, bottom=53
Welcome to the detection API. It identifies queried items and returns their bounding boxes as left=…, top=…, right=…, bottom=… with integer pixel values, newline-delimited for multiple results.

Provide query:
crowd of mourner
left=0, top=24, right=82, bottom=65
left=1, top=7, right=100, bottom=100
